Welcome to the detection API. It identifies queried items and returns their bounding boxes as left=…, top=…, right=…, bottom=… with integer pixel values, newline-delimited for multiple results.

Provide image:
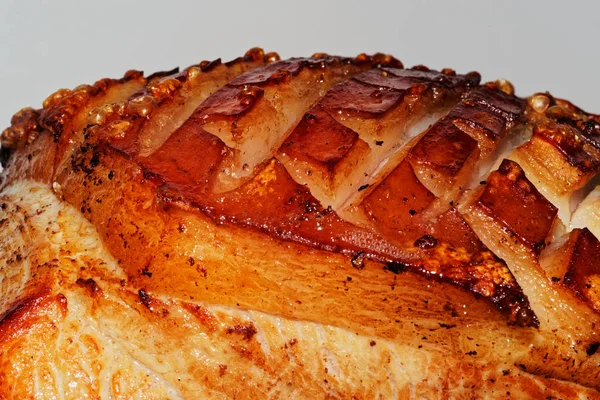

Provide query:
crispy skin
left=1, top=49, right=600, bottom=398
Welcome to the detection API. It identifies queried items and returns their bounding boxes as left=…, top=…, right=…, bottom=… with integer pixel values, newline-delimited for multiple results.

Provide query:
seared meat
left=1, top=48, right=600, bottom=398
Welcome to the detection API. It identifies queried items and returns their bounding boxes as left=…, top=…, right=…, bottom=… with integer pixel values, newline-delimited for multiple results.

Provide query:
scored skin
left=277, top=66, right=481, bottom=211
left=115, top=62, right=535, bottom=326
left=273, top=70, right=535, bottom=325
left=108, top=48, right=277, bottom=159
left=1, top=49, right=600, bottom=397
left=189, top=54, right=403, bottom=193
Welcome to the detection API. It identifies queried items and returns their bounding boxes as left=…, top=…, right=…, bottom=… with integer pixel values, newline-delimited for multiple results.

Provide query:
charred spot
left=385, top=262, right=407, bottom=274
left=414, top=235, right=438, bottom=249
left=146, top=67, right=180, bottom=82
left=489, top=284, right=539, bottom=328
left=586, top=342, right=600, bottom=356
left=142, top=170, right=165, bottom=185
left=304, top=113, right=317, bottom=122
left=0, top=146, right=13, bottom=166
left=443, top=303, right=459, bottom=318
left=141, top=265, right=153, bottom=278
left=138, top=289, right=152, bottom=308
left=438, top=323, right=456, bottom=329
left=303, top=200, right=319, bottom=214
left=370, top=340, right=376, bottom=346
left=76, top=278, right=102, bottom=297
left=289, top=338, right=298, bottom=346
left=226, top=322, right=257, bottom=341
left=358, top=184, right=369, bottom=192
left=465, top=351, right=477, bottom=356
left=81, top=124, right=93, bottom=139
left=351, top=251, right=365, bottom=269
left=196, top=265, right=208, bottom=277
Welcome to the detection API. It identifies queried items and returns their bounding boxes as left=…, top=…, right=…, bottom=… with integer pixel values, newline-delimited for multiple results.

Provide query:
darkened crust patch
left=195, top=54, right=404, bottom=123
left=318, top=78, right=408, bottom=115
left=281, top=106, right=359, bottom=166
left=475, top=159, right=558, bottom=254
left=320, top=66, right=479, bottom=117
left=563, top=229, right=600, bottom=312
left=449, top=102, right=507, bottom=140
left=533, top=123, right=600, bottom=173
left=76, top=278, right=103, bottom=298
left=408, top=119, right=478, bottom=176
left=465, top=85, right=525, bottom=122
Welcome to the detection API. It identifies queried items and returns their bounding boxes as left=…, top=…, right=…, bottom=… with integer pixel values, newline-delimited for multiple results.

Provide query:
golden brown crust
left=1, top=48, right=600, bottom=397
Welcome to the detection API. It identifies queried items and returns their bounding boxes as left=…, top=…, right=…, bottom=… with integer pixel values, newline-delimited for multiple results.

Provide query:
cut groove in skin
left=571, top=185, right=600, bottom=238
left=408, top=83, right=526, bottom=204
left=407, top=118, right=480, bottom=201
left=277, top=66, right=479, bottom=211
left=106, top=48, right=275, bottom=158
left=129, top=52, right=275, bottom=158
left=192, top=55, right=402, bottom=193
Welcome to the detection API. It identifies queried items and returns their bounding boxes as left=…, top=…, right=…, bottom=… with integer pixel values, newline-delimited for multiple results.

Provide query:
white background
left=1, top=0, right=598, bottom=127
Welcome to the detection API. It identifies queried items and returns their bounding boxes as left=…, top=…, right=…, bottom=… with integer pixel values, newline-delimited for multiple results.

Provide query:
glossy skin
left=1, top=48, right=600, bottom=398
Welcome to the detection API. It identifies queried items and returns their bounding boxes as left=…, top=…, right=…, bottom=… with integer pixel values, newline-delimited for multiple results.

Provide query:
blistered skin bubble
left=1, top=108, right=41, bottom=148
left=529, top=93, right=551, bottom=114
left=494, top=79, right=515, bottom=96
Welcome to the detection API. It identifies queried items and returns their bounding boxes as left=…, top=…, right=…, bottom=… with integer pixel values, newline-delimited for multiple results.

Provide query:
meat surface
left=1, top=48, right=600, bottom=398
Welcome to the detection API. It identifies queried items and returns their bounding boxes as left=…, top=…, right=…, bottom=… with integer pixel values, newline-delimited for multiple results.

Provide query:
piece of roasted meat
left=1, top=48, right=600, bottom=398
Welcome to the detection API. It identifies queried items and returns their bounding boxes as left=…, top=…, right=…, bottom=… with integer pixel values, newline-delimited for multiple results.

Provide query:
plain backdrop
left=1, top=0, right=598, bottom=128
